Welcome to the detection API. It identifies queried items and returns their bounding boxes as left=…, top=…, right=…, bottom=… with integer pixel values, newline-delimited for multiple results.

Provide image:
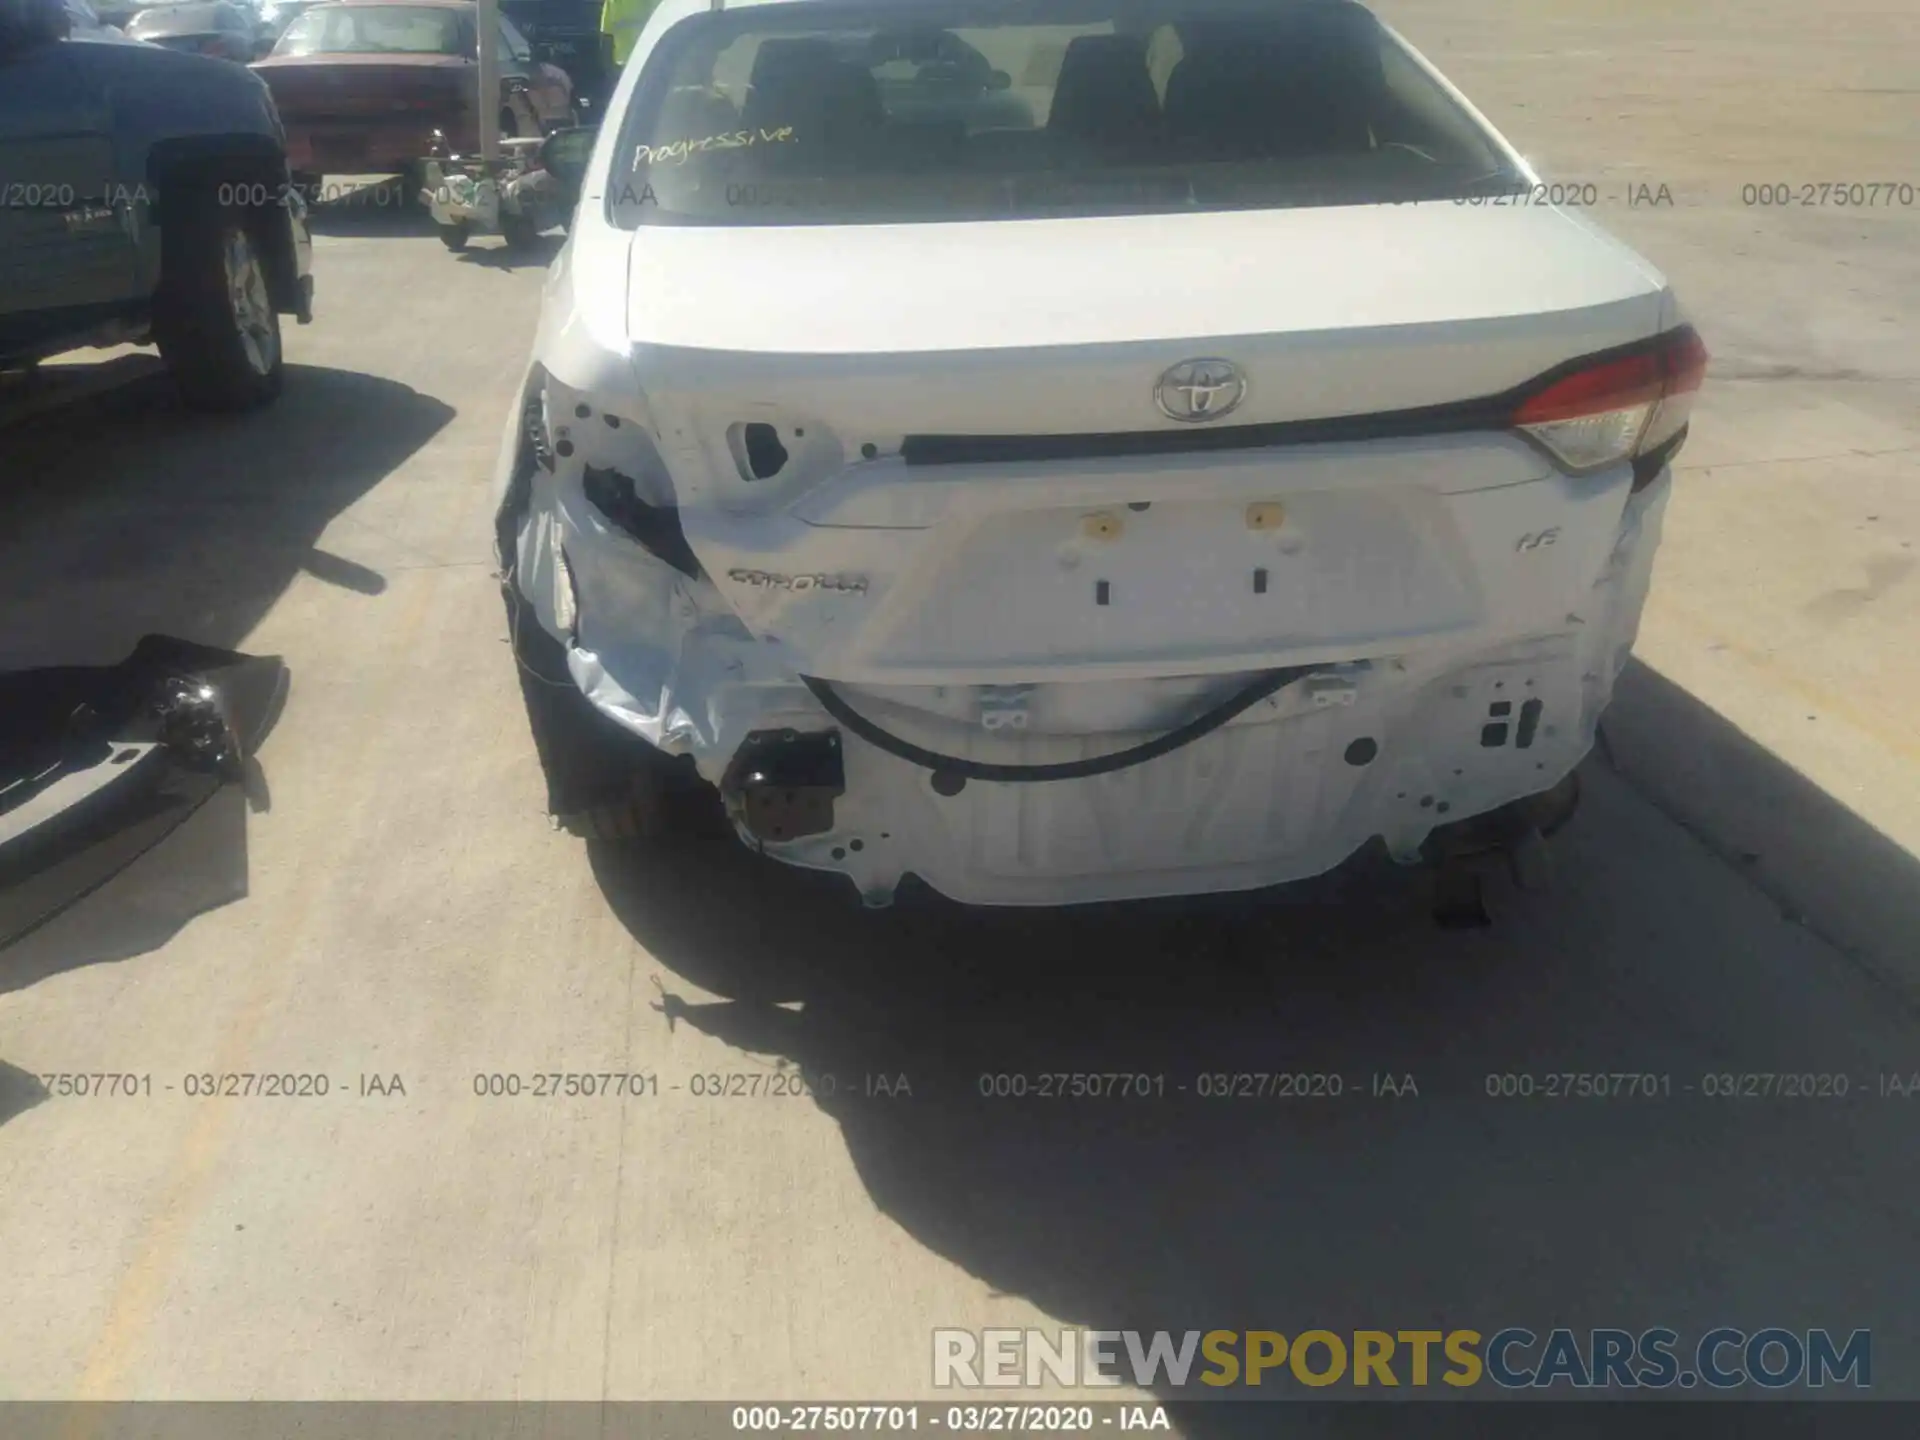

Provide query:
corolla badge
left=1155, top=358, right=1247, bottom=423
left=727, top=569, right=869, bottom=595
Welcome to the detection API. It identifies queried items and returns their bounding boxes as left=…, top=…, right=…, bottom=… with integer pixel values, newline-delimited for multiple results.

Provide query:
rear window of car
left=274, top=3, right=466, bottom=55
left=605, top=0, right=1523, bottom=227
left=126, top=1, right=241, bottom=32
left=127, top=4, right=205, bottom=32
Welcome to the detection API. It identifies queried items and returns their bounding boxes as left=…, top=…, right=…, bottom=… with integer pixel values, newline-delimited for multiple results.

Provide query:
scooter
left=419, top=130, right=574, bottom=253
left=416, top=0, right=590, bottom=255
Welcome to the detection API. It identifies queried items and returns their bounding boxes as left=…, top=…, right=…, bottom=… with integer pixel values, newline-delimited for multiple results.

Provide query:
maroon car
left=252, top=0, right=574, bottom=190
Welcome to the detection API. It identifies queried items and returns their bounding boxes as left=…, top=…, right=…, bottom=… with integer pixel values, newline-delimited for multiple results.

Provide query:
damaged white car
left=495, top=0, right=1706, bottom=914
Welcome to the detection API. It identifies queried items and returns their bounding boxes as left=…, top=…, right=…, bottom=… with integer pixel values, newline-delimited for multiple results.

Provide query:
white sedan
left=497, top=0, right=1706, bottom=914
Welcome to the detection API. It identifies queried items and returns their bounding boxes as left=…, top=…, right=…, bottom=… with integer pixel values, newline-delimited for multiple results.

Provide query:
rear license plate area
left=876, top=492, right=1474, bottom=671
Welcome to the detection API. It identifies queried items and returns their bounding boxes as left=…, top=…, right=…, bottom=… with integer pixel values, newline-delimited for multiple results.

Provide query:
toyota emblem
left=1155, top=358, right=1247, bottom=423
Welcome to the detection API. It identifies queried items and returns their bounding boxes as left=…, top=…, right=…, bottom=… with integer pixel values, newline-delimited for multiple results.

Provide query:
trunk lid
left=617, top=203, right=1673, bottom=685
left=251, top=55, right=471, bottom=122
left=630, top=202, right=1662, bottom=350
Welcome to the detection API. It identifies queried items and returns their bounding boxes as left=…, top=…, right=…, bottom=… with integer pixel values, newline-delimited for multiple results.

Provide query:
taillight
left=1511, top=326, right=1708, bottom=476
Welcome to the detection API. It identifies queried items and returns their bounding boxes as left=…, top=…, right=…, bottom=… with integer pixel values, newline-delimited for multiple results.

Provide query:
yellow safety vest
left=599, top=0, right=660, bottom=66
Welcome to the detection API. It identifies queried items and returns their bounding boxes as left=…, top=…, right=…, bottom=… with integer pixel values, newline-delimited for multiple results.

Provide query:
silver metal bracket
left=978, top=684, right=1035, bottom=732
left=1306, top=673, right=1358, bottom=709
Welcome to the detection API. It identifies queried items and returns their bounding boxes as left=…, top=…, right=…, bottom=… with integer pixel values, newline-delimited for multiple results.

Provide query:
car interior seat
left=1164, top=10, right=1384, bottom=161
left=740, top=37, right=886, bottom=172
left=655, top=84, right=742, bottom=141
left=1045, top=33, right=1163, bottom=151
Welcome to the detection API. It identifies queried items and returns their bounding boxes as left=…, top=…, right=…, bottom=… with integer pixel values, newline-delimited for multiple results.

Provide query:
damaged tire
left=505, top=585, right=710, bottom=842
left=555, top=773, right=666, bottom=842
left=1423, top=768, right=1581, bottom=862
left=1422, top=768, right=1581, bottom=924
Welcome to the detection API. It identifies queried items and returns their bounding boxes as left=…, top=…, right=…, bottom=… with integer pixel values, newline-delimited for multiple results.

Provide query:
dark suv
left=0, top=0, right=313, bottom=410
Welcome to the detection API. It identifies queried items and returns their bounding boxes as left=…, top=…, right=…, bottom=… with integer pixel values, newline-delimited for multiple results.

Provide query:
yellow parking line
left=64, top=570, right=438, bottom=1417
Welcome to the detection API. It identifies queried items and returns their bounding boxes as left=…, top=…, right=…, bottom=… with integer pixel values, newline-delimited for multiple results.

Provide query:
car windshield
left=273, top=2, right=464, bottom=55
left=606, top=0, right=1523, bottom=227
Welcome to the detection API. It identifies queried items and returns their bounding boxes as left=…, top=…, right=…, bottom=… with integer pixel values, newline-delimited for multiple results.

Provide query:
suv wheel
left=153, top=193, right=284, bottom=412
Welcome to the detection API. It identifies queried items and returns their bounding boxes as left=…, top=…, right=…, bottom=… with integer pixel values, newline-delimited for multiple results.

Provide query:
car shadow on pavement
left=0, top=1058, right=47, bottom=1133
left=0, top=361, right=452, bottom=665
left=0, top=364, right=453, bottom=985
left=588, top=669, right=1920, bottom=1412
left=1602, top=659, right=1920, bottom=1002
left=456, top=234, right=566, bottom=271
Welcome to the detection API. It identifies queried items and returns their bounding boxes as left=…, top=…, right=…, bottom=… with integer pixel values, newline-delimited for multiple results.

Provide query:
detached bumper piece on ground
left=0, top=636, right=287, bottom=950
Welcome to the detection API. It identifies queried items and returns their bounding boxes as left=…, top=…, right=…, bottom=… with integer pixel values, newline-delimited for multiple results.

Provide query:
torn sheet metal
left=496, top=355, right=1668, bottom=905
